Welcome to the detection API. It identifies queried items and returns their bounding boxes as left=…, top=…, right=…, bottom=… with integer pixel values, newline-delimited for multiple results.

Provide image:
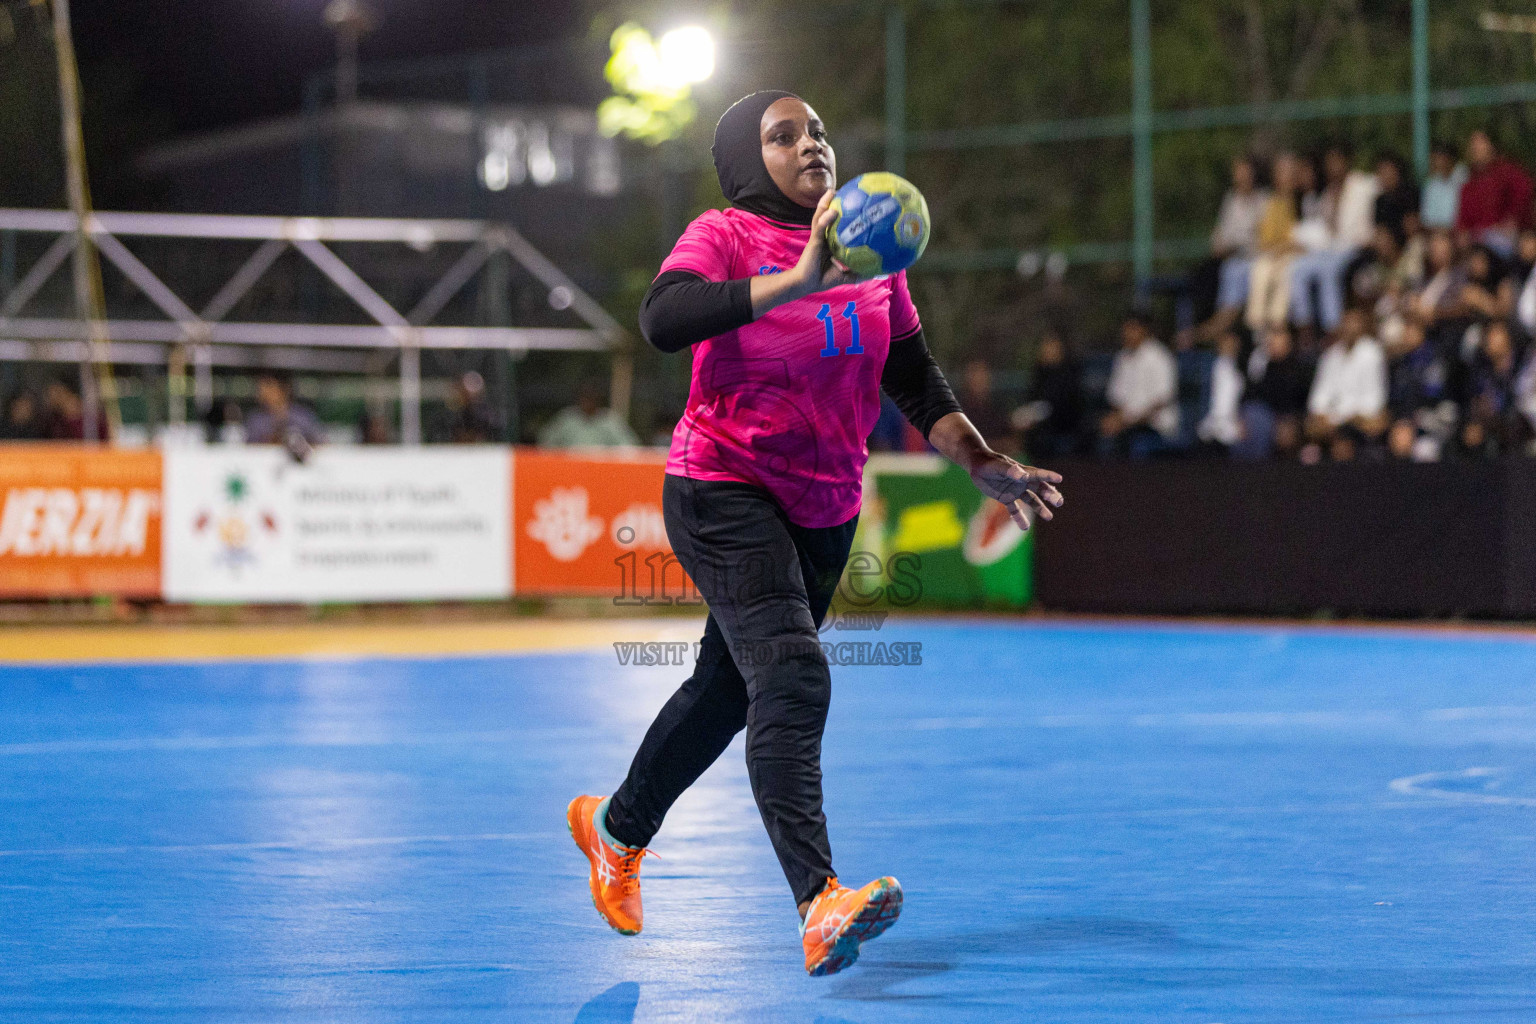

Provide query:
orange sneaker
left=800, top=875, right=903, bottom=976
left=566, top=794, right=652, bottom=936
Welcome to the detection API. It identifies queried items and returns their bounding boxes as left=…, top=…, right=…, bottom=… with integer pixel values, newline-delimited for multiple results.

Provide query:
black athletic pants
left=606, top=474, right=857, bottom=906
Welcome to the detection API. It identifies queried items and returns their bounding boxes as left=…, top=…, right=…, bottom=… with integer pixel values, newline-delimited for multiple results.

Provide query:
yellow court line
left=0, top=618, right=708, bottom=665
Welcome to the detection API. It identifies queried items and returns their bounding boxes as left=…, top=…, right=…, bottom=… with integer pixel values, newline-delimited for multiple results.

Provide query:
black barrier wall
left=1033, top=459, right=1536, bottom=619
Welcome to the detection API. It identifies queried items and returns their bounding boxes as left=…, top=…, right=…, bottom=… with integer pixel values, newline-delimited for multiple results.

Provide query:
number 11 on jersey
left=817, top=302, right=863, bottom=357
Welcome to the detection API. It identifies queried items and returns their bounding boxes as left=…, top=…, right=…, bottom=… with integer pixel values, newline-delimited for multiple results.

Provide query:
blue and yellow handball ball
left=827, top=172, right=930, bottom=277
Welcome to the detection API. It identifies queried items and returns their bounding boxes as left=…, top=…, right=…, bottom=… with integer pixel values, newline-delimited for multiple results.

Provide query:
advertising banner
left=0, top=446, right=162, bottom=598
left=861, top=453, right=1032, bottom=608
left=0, top=445, right=1033, bottom=607
left=163, top=447, right=511, bottom=603
left=512, top=448, right=693, bottom=601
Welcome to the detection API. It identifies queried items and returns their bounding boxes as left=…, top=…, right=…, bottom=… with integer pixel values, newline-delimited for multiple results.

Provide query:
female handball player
left=569, top=90, right=1065, bottom=977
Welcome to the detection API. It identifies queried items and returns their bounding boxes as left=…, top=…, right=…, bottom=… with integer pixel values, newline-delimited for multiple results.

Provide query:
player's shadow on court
left=825, top=917, right=1185, bottom=1002
left=573, top=981, right=639, bottom=1023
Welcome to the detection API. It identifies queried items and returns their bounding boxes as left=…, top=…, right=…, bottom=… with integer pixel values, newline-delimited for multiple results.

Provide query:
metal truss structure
left=0, top=209, right=627, bottom=443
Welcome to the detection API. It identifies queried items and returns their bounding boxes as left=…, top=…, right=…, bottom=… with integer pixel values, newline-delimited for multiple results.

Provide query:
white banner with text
left=163, top=447, right=511, bottom=602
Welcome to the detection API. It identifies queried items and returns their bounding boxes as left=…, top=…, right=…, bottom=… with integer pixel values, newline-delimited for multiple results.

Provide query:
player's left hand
left=967, top=452, right=1064, bottom=532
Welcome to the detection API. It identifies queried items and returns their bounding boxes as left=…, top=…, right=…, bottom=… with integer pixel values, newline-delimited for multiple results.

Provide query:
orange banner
left=0, top=446, right=162, bottom=598
left=512, top=448, right=696, bottom=603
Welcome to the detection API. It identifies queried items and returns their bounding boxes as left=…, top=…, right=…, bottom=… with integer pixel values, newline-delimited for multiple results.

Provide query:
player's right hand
left=794, top=190, right=867, bottom=294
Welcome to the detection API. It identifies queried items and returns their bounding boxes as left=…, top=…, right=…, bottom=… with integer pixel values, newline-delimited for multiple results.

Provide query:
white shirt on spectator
left=1197, top=352, right=1245, bottom=445
left=1210, top=189, right=1270, bottom=257
left=1108, top=337, right=1180, bottom=438
left=1515, top=353, right=1536, bottom=437
left=1293, top=191, right=1334, bottom=253
left=1517, top=263, right=1536, bottom=338
left=1335, top=170, right=1381, bottom=250
left=1308, top=336, right=1387, bottom=425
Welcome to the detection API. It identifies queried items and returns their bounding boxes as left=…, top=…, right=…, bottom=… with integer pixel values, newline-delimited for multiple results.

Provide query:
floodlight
left=657, top=26, right=715, bottom=88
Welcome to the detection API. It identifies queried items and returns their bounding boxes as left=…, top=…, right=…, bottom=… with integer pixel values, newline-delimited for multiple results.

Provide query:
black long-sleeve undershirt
left=639, top=271, right=754, bottom=354
left=882, top=325, right=962, bottom=439
left=639, top=270, right=961, bottom=439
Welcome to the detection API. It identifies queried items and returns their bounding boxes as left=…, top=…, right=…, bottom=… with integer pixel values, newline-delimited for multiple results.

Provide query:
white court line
left=1389, top=767, right=1536, bottom=807
left=1423, top=706, right=1536, bottom=721
left=0, top=831, right=559, bottom=859
left=0, top=727, right=597, bottom=757
left=7, top=707, right=1533, bottom=759
left=15, top=704, right=1527, bottom=757
left=1130, top=710, right=1406, bottom=728
left=849, top=801, right=1428, bottom=830
left=909, top=716, right=992, bottom=730
left=0, top=645, right=631, bottom=669
left=899, top=706, right=1536, bottom=731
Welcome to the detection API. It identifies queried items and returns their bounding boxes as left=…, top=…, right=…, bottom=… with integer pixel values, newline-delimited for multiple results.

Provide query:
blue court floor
left=2, top=619, right=1535, bottom=1023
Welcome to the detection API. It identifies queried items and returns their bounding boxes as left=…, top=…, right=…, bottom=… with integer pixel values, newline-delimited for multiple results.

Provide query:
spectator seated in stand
left=958, top=358, right=1013, bottom=452
left=1175, top=345, right=1216, bottom=450
left=244, top=372, right=325, bottom=457
left=1282, top=153, right=1332, bottom=336
left=1350, top=223, right=1423, bottom=350
left=1, top=391, right=47, bottom=441
left=1098, top=311, right=1180, bottom=460
left=442, top=370, right=499, bottom=443
left=358, top=410, right=393, bottom=445
left=1413, top=229, right=1471, bottom=349
left=1012, top=329, right=1084, bottom=459
left=1237, top=326, right=1313, bottom=461
left=43, top=379, right=108, bottom=441
left=537, top=376, right=638, bottom=449
left=1459, top=244, right=1513, bottom=330
left=1246, top=152, right=1302, bottom=334
left=1385, top=320, right=1459, bottom=462
left=1304, top=306, right=1389, bottom=462
left=1195, top=331, right=1245, bottom=455
left=1456, top=130, right=1534, bottom=260
left=1372, top=151, right=1420, bottom=242
left=1344, top=154, right=1421, bottom=313
left=1516, top=337, right=1536, bottom=453
left=1421, top=142, right=1467, bottom=232
left=1516, top=231, right=1536, bottom=341
left=1190, top=155, right=1269, bottom=343
left=1504, top=228, right=1536, bottom=335
left=1459, top=319, right=1526, bottom=457
left=205, top=398, right=246, bottom=445
left=1290, top=143, right=1380, bottom=335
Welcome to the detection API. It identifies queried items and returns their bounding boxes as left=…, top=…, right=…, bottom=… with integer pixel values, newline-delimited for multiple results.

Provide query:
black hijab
left=712, top=90, right=818, bottom=227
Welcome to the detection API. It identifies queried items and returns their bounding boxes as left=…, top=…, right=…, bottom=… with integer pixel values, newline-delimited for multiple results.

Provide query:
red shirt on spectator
left=48, top=412, right=110, bottom=442
left=1456, top=157, right=1534, bottom=233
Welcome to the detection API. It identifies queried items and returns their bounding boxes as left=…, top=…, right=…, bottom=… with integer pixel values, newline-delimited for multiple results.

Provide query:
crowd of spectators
left=1003, top=129, right=1536, bottom=463
left=11, top=130, right=1536, bottom=465
left=535, top=376, right=637, bottom=448
left=0, top=370, right=521, bottom=451
left=0, top=379, right=108, bottom=441
left=0, top=366, right=645, bottom=451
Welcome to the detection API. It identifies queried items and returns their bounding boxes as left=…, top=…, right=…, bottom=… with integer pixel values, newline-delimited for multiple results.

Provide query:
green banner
left=851, top=454, right=1032, bottom=609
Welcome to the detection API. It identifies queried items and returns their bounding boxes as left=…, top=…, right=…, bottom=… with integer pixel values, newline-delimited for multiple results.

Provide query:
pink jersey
left=659, top=207, right=922, bottom=528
